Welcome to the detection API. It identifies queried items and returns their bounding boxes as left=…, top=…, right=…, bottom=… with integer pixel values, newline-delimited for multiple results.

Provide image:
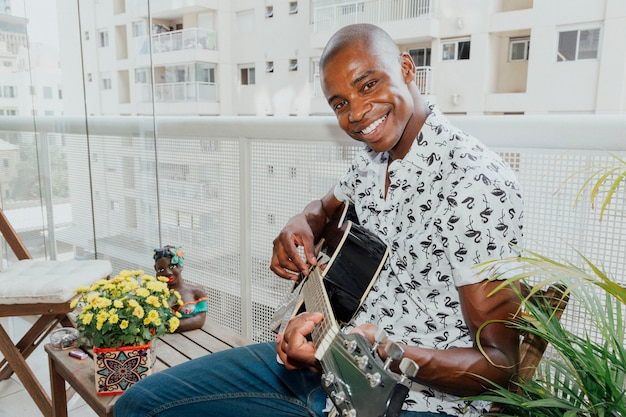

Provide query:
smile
left=361, top=115, right=387, bottom=135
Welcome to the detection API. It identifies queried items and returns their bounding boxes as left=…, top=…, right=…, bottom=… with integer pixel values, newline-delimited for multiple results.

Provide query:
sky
left=11, top=0, right=60, bottom=48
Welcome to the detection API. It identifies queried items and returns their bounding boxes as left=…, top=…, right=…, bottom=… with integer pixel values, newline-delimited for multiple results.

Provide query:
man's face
left=321, top=45, right=415, bottom=157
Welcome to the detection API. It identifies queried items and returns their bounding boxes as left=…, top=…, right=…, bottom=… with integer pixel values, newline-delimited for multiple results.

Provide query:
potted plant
left=469, top=154, right=626, bottom=416
left=71, top=269, right=182, bottom=395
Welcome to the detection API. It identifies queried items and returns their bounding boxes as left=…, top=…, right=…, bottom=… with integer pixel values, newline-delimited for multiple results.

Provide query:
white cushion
left=0, top=259, right=112, bottom=304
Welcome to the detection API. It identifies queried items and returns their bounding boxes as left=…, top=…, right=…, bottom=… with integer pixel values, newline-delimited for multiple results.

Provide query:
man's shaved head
left=320, top=24, right=401, bottom=71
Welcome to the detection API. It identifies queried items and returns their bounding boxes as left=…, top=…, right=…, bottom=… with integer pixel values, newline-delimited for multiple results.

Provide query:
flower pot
left=94, top=342, right=152, bottom=396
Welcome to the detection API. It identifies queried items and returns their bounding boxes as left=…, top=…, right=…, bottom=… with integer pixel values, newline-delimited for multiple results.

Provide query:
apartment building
left=56, top=0, right=626, bottom=117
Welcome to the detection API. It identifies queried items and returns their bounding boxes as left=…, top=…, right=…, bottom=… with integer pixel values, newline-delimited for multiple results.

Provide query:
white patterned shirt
left=334, top=104, right=524, bottom=416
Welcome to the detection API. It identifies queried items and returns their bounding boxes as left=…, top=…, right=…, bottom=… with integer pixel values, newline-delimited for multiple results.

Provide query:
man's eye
left=333, top=101, right=346, bottom=111
left=170, top=264, right=178, bottom=269
left=363, top=80, right=376, bottom=91
left=157, top=268, right=165, bottom=273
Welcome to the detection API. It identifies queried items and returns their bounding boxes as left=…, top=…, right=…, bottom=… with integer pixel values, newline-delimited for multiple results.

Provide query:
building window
left=84, top=31, right=89, bottom=40
left=289, top=2, right=298, bottom=14
left=557, top=27, right=600, bottom=61
left=3, top=86, right=15, bottom=98
left=442, top=38, right=471, bottom=61
left=265, top=6, right=273, bottom=18
left=288, top=59, right=298, bottom=71
left=409, top=47, right=431, bottom=67
left=240, top=65, right=255, bottom=85
left=98, top=30, right=109, bottom=47
left=132, top=21, right=145, bottom=37
left=43, top=86, right=53, bottom=99
left=509, top=37, right=530, bottom=61
left=102, top=77, right=112, bottom=90
left=265, top=61, right=274, bottom=73
left=135, top=68, right=150, bottom=83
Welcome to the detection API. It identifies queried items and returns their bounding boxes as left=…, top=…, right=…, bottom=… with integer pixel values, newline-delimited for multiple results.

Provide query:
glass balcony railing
left=137, top=28, right=217, bottom=55
left=1, top=115, right=625, bottom=344
left=138, top=82, right=217, bottom=102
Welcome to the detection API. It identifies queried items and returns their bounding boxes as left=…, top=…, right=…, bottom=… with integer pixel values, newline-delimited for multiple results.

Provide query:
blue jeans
left=113, top=342, right=449, bottom=417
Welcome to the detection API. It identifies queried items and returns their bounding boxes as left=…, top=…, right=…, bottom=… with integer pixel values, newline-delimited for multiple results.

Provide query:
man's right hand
left=270, top=211, right=319, bottom=280
left=270, top=190, right=343, bottom=281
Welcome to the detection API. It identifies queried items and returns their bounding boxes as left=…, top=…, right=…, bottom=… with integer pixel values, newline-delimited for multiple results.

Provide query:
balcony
left=313, top=0, right=435, bottom=33
left=138, top=81, right=217, bottom=102
left=137, top=27, right=217, bottom=55
left=1, top=115, right=625, bottom=344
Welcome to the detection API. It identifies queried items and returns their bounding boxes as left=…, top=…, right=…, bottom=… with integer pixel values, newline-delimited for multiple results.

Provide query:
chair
left=0, top=208, right=112, bottom=416
left=488, top=283, right=570, bottom=414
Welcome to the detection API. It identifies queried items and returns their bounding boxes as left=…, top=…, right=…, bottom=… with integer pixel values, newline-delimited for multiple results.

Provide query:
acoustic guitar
left=271, top=202, right=418, bottom=417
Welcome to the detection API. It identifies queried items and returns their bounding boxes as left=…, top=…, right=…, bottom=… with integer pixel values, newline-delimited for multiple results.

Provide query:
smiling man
left=115, top=24, right=524, bottom=417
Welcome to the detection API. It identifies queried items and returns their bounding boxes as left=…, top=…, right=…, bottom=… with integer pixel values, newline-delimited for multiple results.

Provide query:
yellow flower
left=133, top=306, right=145, bottom=319
left=119, top=320, right=129, bottom=330
left=81, top=312, right=93, bottom=325
left=113, top=299, right=124, bottom=309
left=169, top=316, right=180, bottom=332
left=128, top=299, right=139, bottom=308
left=146, top=295, right=161, bottom=308
left=136, top=287, right=150, bottom=297
left=96, top=297, right=112, bottom=309
left=70, top=298, right=79, bottom=309
left=108, top=313, right=119, bottom=324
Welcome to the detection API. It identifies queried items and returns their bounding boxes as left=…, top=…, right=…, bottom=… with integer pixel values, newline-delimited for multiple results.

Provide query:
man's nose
left=348, top=100, right=371, bottom=123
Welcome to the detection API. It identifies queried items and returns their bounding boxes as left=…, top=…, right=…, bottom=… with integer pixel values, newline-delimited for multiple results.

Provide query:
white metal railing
left=415, top=66, right=432, bottom=95
left=137, top=28, right=217, bottom=55
left=313, top=0, right=434, bottom=33
left=138, top=82, right=217, bottom=102
left=1, top=115, right=625, bottom=342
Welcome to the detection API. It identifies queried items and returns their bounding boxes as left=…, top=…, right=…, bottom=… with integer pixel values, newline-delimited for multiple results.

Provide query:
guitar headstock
left=319, top=332, right=417, bottom=417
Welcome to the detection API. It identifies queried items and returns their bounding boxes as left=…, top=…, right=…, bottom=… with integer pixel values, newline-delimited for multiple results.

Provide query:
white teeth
left=361, top=115, right=387, bottom=134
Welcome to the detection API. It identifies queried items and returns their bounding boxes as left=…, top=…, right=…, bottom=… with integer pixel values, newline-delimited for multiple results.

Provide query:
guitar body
left=320, top=203, right=389, bottom=324
left=320, top=333, right=409, bottom=417
left=270, top=202, right=388, bottom=332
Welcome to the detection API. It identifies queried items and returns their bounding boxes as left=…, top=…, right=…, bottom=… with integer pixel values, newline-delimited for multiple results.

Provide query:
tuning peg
left=398, top=357, right=419, bottom=385
left=371, top=328, right=388, bottom=354
left=383, top=341, right=404, bottom=370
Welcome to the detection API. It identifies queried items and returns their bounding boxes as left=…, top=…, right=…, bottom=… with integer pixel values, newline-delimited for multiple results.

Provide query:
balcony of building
left=1, top=115, right=624, bottom=346
left=311, top=0, right=438, bottom=47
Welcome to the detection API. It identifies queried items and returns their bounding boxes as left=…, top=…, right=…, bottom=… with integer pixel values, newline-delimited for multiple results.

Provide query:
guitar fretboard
left=302, top=267, right=340, bottom=360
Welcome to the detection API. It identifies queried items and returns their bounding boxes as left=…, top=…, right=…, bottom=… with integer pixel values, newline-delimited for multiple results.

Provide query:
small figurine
left=153, top=245, right=208, bottom=332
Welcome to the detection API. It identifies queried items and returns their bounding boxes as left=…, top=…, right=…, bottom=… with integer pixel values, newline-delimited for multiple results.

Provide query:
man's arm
left=270, top=188, right=343, bottom=280
left=356, top=280, right=521, bottom=396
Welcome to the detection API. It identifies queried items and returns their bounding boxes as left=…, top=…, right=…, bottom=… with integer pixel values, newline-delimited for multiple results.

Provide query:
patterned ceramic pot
left=94, top=342, right=152, bottom=396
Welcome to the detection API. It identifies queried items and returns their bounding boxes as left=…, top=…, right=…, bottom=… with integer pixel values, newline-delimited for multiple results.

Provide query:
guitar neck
left=301, top=267, right=340, bottom=360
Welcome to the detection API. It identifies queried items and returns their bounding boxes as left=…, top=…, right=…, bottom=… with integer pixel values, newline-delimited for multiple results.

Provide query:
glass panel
left=578, top=28, right=600, bottom=60
left=442, top=43, right=455, bottom=60
left=558, top=30, right=577, bottom=61
left=458, top=41, right=471, bottom=60
left=510, top=39, right=529, bottom=61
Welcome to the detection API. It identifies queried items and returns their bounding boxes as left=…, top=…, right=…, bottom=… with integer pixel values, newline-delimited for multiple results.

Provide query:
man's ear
left=400, top=52, right=416, bottom=83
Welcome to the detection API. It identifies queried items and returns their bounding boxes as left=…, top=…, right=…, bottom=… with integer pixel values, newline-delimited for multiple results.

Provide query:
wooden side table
left=46, top=344, right=116, bottom=417
left=45, top=320, right=252, bottom=417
